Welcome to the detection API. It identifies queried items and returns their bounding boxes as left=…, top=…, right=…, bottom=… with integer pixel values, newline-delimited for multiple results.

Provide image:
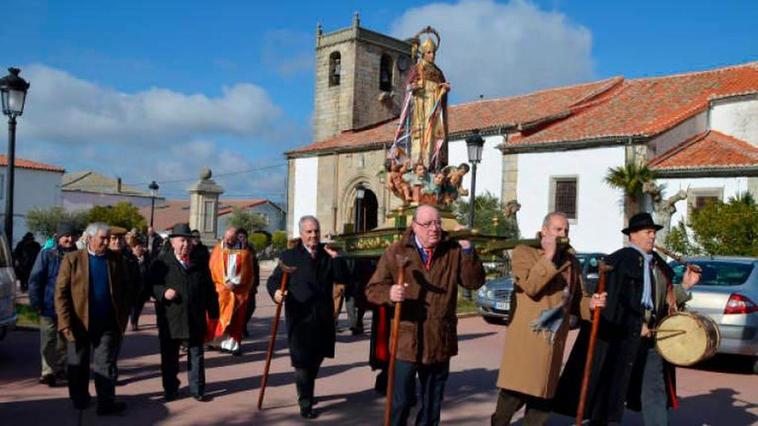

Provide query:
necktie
left=181, top=255, right=190, bottom=268
left=424, top=248, right=433, bottom=271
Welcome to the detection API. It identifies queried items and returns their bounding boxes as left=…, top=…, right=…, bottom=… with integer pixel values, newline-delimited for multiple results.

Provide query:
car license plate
left=495, top=301, right=509, bottom=311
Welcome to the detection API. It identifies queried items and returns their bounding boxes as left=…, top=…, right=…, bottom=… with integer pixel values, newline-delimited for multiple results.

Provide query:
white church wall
left=291, top=156, right=319, bottom=236
left=657, top=176, right=750, bottom=228
left=710, top=97, right=758, bottom=146
left=516, top=146, right=626, bottom=253
left=649, top=111, right=707, bottom=157
left=448, top=134, right=504, bottom=201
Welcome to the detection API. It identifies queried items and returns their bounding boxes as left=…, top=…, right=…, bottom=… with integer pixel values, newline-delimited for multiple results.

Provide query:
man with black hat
left=554, top=212, right=701, bottom=425
left=29, top=223, right=78, bottom=387
left=151, top=223, right=219, bottom=402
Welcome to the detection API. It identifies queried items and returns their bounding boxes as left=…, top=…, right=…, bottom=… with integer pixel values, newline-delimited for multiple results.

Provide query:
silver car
left=0, top=232, right=17, bottom=340
left=671, top=257, right=758, bottom=371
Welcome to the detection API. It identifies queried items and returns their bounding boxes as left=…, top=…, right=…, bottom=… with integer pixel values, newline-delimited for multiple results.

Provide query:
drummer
left=553, top=212, right=701, bottom=425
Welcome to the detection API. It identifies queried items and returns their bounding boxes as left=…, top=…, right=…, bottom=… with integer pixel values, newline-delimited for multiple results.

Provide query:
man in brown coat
left=55, top=222, right=133, bottom=415
left=366, top=204, right=485, bottom=425
left=491, top=212, right=606, bottom=425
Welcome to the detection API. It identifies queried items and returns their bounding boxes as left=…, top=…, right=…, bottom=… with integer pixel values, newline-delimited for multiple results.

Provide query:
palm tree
left=604, top=162, right=655, bottom=220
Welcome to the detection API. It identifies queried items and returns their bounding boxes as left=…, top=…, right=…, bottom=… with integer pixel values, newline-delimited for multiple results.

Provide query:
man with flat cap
left=151, top=223, right=219, bottom=402
left=29, top=222, right=78, bottom=387
left=554, top=212, right=701, bottom=425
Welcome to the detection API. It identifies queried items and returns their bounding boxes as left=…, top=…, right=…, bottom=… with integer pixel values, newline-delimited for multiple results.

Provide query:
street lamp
left=148, top=180, right=159, bottom=228
left=0, top=67, right=30, bottom=245
left=465, top=130, right=485, bottom=229
left=355, top=184, right=366, bottom=232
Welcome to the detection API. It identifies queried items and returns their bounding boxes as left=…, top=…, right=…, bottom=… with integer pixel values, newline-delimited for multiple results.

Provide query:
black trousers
left=294, top=358, right=323, bottom=410
left=491, top=388, right=551, bottom=426
left=160, top=335, right=205, bottom=397
left=66, top=323, right=121, bottom=409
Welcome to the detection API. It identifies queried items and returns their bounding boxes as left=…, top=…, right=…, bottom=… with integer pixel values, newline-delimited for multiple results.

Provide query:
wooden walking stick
left=576, top=262, right=613, bottom=426
left=257, top=260, right=296, bottom=410
left=384, top=255, right=411, bottom=426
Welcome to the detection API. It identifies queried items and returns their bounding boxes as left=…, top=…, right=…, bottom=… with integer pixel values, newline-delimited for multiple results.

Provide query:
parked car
left=670, top=257, right=758, bottom=371
left=476, top=252, right=606, bottom=325
left=0, top=231, right=17, bottom=340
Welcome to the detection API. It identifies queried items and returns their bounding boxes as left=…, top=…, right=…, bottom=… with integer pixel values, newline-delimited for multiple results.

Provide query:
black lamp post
left=355, top=184, right=366, bottom=232
left=465, top=130, right=485, bottom=229
left=0, top=68, right=30, bottom=245
left=148, top=180, right=159, bottom=228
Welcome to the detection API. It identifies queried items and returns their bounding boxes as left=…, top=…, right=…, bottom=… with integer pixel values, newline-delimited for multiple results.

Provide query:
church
left=285, top=16, right=758, bottom=254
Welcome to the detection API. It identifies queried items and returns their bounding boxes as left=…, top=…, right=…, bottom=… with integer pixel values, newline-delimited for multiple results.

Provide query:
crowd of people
left=21, top=206, right=700, bottom=424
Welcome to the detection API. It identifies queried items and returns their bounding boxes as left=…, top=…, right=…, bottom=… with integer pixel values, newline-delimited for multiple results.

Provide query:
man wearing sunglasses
left=366, top=204, right=485, bottom=425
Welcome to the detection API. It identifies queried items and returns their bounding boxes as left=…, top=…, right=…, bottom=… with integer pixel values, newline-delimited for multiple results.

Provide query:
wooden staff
left=576, top=262, right=613, bottom=426
left=655, top=244, right=702, bottom=273
left=257, top=261, right=296, bottom=410
left=384, top=255, right=411, bottom=426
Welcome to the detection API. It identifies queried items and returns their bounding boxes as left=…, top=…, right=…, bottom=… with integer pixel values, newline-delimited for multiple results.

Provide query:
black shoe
left=350, top=327, right=364, bottom=336
left=192, top=394, right=206, bottom=402
left=231, top=349, right=242, bottom=356
left=96, top=401, right=126, bottom=416
left=300, top=407, right=318, bottom=419
left=39, top=374, right=56, bottom=387
left=163, top=391, right=178, bottom=401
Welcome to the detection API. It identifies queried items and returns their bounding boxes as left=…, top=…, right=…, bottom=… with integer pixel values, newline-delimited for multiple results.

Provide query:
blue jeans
left=392, top=360, right=449, bottom=426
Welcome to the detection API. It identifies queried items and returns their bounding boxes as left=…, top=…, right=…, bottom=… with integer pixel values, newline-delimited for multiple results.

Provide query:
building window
left=379, top=54, right=393, bottom=92
left=550, top=177, right=578, bottom=220
left=688, top=188, right=722, bottom=217
left=329, top=51, right=341, bottom=86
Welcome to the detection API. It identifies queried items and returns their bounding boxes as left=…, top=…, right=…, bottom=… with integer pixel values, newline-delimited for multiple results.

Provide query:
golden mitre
left=420, top=37, right=437, bottom=53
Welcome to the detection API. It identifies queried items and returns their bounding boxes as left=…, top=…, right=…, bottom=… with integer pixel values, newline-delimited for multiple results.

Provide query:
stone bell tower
left=188, top=168, right=223, bottom=244
left=312, top=12, right=414, bottom=142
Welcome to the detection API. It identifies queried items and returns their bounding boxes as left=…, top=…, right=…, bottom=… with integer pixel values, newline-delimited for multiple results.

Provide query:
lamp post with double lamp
left=0, top=68, right=30, bottom=245
left=148, top=180, right=159, bottom=228
left=355, top=184, right=366, bottom=232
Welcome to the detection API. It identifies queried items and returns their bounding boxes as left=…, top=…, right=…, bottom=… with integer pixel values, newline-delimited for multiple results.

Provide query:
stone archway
left=354, top=188, right=378, bottom=232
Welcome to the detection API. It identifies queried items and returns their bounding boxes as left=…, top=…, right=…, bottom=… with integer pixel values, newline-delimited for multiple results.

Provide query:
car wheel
left=483, top=316, right=507, bottom=325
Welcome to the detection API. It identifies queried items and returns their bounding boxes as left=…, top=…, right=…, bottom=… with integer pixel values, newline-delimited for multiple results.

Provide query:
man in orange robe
left=207, top=227, right=254, bottom=356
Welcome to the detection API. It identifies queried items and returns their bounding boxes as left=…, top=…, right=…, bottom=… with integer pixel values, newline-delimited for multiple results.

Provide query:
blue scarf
left=630, top=244, right=655, bottom=310
left=529, top=260, right=574, bottom=343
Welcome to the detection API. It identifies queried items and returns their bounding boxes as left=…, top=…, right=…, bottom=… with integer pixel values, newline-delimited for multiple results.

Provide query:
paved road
left=1, top=289, right=756, bottom=425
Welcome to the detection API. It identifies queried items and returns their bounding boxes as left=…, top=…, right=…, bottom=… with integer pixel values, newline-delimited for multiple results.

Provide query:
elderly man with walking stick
left=265, top=215, right=349, bottom=419
left=490, top=212, right=606, bottom=426
left=366, top=204, right=485, bottom=426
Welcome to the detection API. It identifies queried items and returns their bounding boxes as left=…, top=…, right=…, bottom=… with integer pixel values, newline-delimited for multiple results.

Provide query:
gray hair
left=542, top=212, right=568, bottom=228
left=298, top=215, right=320, bottom=230
left=84, top=222, right=110, bottom=237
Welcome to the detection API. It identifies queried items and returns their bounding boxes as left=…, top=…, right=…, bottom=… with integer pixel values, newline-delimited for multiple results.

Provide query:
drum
left=654, top=311, right=720, bottom=366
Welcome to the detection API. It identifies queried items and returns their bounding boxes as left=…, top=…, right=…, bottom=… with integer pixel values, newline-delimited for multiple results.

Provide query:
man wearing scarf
left=491, top=212, right=606, bottom=426
left=206, top=227, right=254, bottom=356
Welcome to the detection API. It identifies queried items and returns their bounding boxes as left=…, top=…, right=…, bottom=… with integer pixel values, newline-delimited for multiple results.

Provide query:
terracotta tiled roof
left=0, top=155, right=64, bottom=173
left=139, top=199, right=271, bottom=232
left=288, top=77, right=624, bottom=155
left=512, top=62, right=758, bottom=146
left=62, top=171, right=153, bottom=196
left=649, top=130, right=758, bottom=171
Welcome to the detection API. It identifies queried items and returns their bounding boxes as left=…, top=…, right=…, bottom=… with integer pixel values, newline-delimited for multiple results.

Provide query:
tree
left=688, top=193, right=758, bottom=256
left=604, top=162, right=655, bottom=218
left=453, top=192, right=519, bottom=238
left=250, top=232, right=269, bottom=252
left=87, top=201, right=146, bottom=230
left=664, top=221, right=700, bottom=256
left=226, top=207, right=267, bottom=234
left=26, top=207, right=89, bottom=237
left=271, top=230, right=289, bottom=250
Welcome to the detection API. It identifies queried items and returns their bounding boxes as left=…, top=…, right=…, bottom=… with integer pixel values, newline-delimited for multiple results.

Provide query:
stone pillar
left=188, top=168, right=224, bottom=245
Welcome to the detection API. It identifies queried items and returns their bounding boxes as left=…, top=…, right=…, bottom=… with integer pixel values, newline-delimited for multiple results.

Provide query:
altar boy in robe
left=206, top=227, right=254, bottom=356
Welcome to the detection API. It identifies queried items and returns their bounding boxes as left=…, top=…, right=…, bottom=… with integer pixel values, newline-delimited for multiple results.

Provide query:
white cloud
left=17, top=64, right=284, bottom=145
left=390, top=0, right=595, bottom=100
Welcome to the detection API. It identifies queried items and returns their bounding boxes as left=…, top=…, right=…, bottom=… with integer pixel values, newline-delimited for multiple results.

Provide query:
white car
left=0, top=232, right=17, bottom=340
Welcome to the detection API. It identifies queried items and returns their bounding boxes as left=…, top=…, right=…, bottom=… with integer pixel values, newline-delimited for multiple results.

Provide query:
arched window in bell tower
left=379, top=54, right=393, bottom=92
left=329, top=51, right=341, bottom=86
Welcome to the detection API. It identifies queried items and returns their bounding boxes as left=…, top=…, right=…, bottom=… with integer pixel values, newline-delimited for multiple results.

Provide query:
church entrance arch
left=354, top=187, right=378, bottom=232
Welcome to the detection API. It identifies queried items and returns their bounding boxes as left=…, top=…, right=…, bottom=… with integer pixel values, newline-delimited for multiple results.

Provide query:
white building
left=62, top=171, right=164, bottom=212
left=0, top=155, right=65, bottom=245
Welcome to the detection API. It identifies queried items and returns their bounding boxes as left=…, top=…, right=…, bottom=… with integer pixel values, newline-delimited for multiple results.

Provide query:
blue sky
left=1, top=0, right=756, bottom=203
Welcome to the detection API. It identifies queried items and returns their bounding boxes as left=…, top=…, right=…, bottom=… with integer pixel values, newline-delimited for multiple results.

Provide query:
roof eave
left=652, top=165, right=758, bottom=178
left=497, top=135, right=648, bottom=154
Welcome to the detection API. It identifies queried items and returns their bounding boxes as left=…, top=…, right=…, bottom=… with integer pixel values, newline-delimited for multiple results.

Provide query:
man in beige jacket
left=491, top=212, right=606, bottom=425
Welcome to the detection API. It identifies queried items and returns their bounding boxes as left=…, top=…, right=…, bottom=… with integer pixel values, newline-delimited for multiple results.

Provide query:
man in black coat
left=554, top=213, right=700, bottom=425
left=267, top=215, right=349, bottom=419
left=151, top=223, right=219, bottom=402
left=14, top=232, right=41, bottom=292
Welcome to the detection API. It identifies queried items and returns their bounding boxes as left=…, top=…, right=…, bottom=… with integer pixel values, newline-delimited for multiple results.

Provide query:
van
left=0, top=231, right=17, bottom=340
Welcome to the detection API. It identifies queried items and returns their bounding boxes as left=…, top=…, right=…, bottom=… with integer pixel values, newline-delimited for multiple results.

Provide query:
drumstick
left=655, top=245, right=702, bottom=273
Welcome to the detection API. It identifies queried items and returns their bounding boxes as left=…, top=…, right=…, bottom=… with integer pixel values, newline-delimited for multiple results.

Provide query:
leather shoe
left=300, top=407, right=318, bottom=419
left=192, top=394, right=206, bottom=402
left=97, top=401, right=126, bottom=416
left=231, top=349, right=242, bottom=356
left=39, top=374, right=56, bottom=387
left=163, top=391, right=178, bottom=401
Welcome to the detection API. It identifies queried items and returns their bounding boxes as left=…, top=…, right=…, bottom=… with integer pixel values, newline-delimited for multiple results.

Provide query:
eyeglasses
left=414, top=220, right=443, bottom=229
